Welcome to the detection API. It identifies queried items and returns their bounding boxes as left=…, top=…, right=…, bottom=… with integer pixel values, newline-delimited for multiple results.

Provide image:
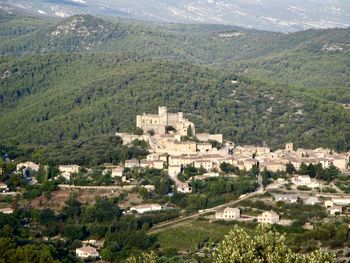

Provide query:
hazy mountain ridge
left=1, top=0, right=349, bottom=32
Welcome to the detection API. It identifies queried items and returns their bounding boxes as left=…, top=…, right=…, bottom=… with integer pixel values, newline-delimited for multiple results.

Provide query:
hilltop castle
left=136, top=106, right=195, bottom=136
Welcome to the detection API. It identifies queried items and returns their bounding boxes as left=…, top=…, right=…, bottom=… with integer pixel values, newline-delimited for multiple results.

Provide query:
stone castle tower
left=158, top=106, right=168, bottom=126
left=136, top=106, right=195, bottom=136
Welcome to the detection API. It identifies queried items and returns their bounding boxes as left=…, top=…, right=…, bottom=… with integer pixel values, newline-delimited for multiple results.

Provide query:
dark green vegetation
left=0, top=192, right=181, bottom=262
left=1, top=10, right=350, bottom=163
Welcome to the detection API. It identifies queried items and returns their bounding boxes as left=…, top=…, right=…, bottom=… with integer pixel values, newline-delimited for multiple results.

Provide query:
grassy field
left=154, top=218, right=255, bottom=252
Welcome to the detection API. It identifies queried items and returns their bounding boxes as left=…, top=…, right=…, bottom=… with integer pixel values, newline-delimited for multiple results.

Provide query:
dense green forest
left=0, top=10, right=350, bottom=163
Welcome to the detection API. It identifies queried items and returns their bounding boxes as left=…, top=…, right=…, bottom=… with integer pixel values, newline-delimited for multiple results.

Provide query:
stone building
left=215, top=207, right=240, bottom=221
left=136, top=106, right=195, bottom=136
left=258, top=211, right=279, bottom=224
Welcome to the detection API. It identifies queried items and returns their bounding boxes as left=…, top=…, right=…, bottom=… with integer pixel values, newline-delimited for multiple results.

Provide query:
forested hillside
left=0, top=10, right=349, bottom=163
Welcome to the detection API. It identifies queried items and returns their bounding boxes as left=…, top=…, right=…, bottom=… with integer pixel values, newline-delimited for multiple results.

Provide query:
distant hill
left=0, top=11, right=349, bottom=162
left=1, top=0, right=349, bottom=32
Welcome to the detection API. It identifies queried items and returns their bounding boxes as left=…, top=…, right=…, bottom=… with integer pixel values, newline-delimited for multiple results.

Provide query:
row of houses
left=215, top=207, right=280, bottom=224
left=272, top=192, right=350, bottom=216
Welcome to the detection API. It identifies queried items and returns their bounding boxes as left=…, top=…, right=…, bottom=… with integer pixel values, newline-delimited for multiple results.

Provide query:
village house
left=273, top=194, right=298, bottom=203
left=153, top=160, right=165, bottom=170
left=176, top=181, right=192, bottom=193
left=0, top=183, right=8, bottom=192
left=147, top=153, right=161, bottom=161
left=263, top=160, right=287, bottom=172
left=197, top=143, right=213, bottom=153
left=16, top=161, right=40, bottom=172
left=332, top=157, right=349, bottom=172
left=125, top=159, right=140, bottom=168
left=324, top=200, right=334, bottom=208
left=103, top=165, right=124, bottom=177
left=168, top=165, right=182, bottom=177
left=328, top=206, right=342, bottom=216
left=142, top=185, right=155, bottom=191
left=75, top=246, right=99, bottom=259
left=316, top=157, right=332, bottom=169
left=258, top=211, right=279, bottom=224
left=291, top=175, right=319, bottom=188
left=215, top=207, right=240, bottom=221
left=194, top=160, right=213, bottom=171
left=304, top=196, right=321, bottom=205
left=0, top=208, right=13, bottom=214
left=111, top=166, right=124, bottom=177
left=139, top=160, right=164, bottom=170
left=130, top=204, right=162, bottom=214
left=59, top=164, right=80, bottom=174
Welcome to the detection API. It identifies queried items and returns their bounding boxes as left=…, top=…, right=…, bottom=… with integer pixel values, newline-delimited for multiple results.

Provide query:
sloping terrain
left=0, top=11, right=349, bottom=162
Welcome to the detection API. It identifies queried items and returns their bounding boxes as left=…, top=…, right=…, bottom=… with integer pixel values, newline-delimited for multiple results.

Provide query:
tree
left=250, top=164, right=259, bottom=177
left=320, top=165, right=340, bottom=183
left=38, top=208, right=56, bottom=226
left=220, top=162, right=239, bottom=174
left=286, top=162, right=295, bottom=174
left=298, top=163, right=309, bottom=175
left=187, top=125, right=193, bottom=137
left=261, top=169, right=271, bottom=188
left=308, top=164, right=316, bottom=178
left=36, top=164, right=48, bottom=183
left=62, top=193, right=81, bottom=221
left=212, top=225, right=335, bottom=263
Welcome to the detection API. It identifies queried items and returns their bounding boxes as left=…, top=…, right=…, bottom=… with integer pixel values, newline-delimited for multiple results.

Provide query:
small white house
left=0, top=183, right=8, bottom=192
left=304, top=196, right=320, bottom=205
left=0, top=208, right=13, bottom=214
left=273, top=194, right=298, bottom=203
left=125, top=159, right=139, bottom=168
left=215, top=207, right=240, bottom=221
left=59, top=164, right=80, bottom=174
left=130, top=204, right=162, bottom=214
left=75, top=246, right=99, bottom=259
left=258, top=211, right=279, bottom=224
left=168, top=165, right=182, bottom=177
left=111, top=166, right=124, bottom=177
left=291, top=175, right=319, bottom=188
left=16, top=162, right=40, bottom=172
left=324, top=200, right=334, bottom=208
left=328, top=206, right=342, bottom=216
left=176, top=181, right=192, bottom=193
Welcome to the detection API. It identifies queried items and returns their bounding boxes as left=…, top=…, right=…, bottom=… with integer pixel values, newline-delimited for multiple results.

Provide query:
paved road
left=148, top=186, right=264, bottom=234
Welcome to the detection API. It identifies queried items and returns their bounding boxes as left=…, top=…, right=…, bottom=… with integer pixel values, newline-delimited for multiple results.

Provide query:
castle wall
left=141, top=124, right=166, bottom=135
left=196, top=133, right=223, bottom=143
left=167, top=113, right=180, bottom=127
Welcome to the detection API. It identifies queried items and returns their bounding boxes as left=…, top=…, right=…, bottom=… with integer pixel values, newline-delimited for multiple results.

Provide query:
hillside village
left=1, top=106, right=350, bottom=261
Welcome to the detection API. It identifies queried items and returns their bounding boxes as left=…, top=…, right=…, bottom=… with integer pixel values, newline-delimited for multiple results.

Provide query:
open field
left=154, top=219, right=256, bottom=252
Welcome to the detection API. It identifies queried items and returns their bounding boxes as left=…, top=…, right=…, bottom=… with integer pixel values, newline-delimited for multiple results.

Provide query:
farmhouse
left=75, top=246, right=99, bottom=259
left=16, top=161, right=39, bottom=172
left=273, top=194, right=298, bottom=203
left=59, top=164, right=80, bottom=174
left=215, top=207, right=240, bottom=221
left=258, top=211, right=279, bottom=224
